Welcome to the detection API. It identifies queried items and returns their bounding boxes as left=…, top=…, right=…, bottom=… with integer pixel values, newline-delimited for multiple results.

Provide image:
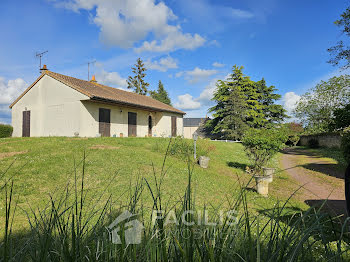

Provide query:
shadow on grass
left=302, top=163, right=345, bottom=179
left=282, top=147, right=346, bottom=179
left=259, top=205, right=350, bottom=243
left=227, top=161, right=249, bottom=171
left=305, top=199, right=347, bottom=222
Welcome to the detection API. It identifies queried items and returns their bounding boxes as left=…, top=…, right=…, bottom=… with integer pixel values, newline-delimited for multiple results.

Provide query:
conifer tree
left=150, top=80, right=172, bottom=105
left=207, top=65, right=286, bottom=139
left=127, top=58, right=149, bottom=95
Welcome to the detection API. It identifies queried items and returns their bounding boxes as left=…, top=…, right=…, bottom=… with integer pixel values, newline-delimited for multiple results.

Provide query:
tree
left=207, top=65, right=286, bottom=139
left=150, top=80, right=172, bottom=105
left=207, top=78, right=248, bottom=140
left=127, top=58, right=149, bottom=95
left=256, top=78, right=288, bottom=127
left=332, top=104, right=350, bottom=130
left=328, top=7, right=350, bottom=68
left=294, top=75, right=350, bottom=133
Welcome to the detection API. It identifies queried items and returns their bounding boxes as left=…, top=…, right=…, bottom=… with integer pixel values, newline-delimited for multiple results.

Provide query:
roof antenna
left=35, top=50, right=48, bottom=73
left=84, top=60, right=96, bottom=81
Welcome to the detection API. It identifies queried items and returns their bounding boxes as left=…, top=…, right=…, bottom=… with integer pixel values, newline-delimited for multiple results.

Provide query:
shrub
left=242, top=128, right=287, bottom=174
left=341, top=126, right=350, bottom=162
left=307, top=138, right=319, bottom=148
left=287, top=134, right=300, bottom=147
left=0, top=124, right=13, bottom=138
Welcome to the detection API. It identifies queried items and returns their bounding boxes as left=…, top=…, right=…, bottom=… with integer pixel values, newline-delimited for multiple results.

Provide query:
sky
left=0, top=0, right=349, bottom=124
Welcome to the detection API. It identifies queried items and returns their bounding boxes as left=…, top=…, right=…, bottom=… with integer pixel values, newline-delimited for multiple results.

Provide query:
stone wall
left=299, top=133, right=341, bottom=148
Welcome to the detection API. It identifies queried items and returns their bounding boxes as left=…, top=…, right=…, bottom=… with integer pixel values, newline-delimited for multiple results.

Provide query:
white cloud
left=212, top=62, right=225, bottom=68
left=185, top=67, right=218, bottom=84
left=282, top=92, right=301, bottom=115
left=144, top=56, right=178, bottom=72
left=134, top=31, right=205, bottom=53
left=0, top=77, right=27, bottom=105
left=0, top=77, right=27, bottom=122
left=197, top=78, right=218, bottom=104
left=96, top=70, right=127, bottom=89
left=230, top=8, right=254, bottom=19
left=174, top=94, right=201, bottom=110
left=175, top=71, right=184, bottom=78
left=58, top=0, right=205, bottom=53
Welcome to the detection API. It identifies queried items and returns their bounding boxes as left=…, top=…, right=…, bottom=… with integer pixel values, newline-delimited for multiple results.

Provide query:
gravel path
left=280, top=147, right=346, bottom=217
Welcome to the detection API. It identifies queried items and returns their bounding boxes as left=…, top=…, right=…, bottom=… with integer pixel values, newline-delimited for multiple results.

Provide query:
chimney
left=90, top=75, right=97, bottom=83
left=40, top=64, right=48, bottom=73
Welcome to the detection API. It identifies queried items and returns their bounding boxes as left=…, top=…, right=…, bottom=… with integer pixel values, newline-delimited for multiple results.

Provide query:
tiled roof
left=10, top=70, right=185, bottom=115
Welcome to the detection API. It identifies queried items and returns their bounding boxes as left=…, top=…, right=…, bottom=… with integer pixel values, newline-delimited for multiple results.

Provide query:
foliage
left=281, top=122, right=304, bottom=146
left=1, top=143, right=350, bottom=261
left=242, top=128, right=287, bottom=174
left=256, top=78, right=288, bottom=127
left=149, top=80, right=172, bottom=105
left=127, top=58, right=149, bottom=95
left=328, top=6, right=350, bottom=68
left=332, top=103, right=350, bottom=130
left=294, top=75, right=350, bottom=133
left=288, top=135, right=300, bottom=147
left=0, top=124, right=13, bottom=138
left=341, top=126, right=350, bottom=162
left=207, top=65, right=287, bottom=140
left=207, top=78, right=248, bottom=140
left=307, top=138, right=319, bottom=149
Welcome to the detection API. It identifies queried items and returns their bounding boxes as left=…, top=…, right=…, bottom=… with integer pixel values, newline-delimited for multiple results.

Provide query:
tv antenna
left=35, top=50, right=48, bottom=71
left=84, top=60, right=96, bottom=80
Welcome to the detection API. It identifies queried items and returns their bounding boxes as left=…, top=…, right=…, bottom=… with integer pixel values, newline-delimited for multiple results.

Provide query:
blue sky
left=0, top=0, right=349, bottom=124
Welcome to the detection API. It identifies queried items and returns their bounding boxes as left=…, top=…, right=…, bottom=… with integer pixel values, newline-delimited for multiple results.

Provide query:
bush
left=242, top=128, right=287, bottom=174
left=286, top=134, right=300, bottom=147
left=0, top=124, right=13, bottom=138
left=307, top=138, right=319, bottom=148
left=341, top=127, right=350, bottom=162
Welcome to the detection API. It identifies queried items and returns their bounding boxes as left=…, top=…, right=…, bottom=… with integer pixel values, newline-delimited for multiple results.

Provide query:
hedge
left=0, top=124, right=13, bottom=138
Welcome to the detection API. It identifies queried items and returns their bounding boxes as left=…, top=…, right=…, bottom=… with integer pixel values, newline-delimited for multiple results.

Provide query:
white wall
left=80, top=101, right=183, bottom=137
left=12, top=75, right=89, bottom=137
left=183, top=126, right=199, bottom=139
left=12, top=75, right=184, bottom=137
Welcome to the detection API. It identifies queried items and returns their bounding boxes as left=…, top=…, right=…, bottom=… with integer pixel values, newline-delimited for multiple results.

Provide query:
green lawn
left=0, top=137, right=306, bottom=233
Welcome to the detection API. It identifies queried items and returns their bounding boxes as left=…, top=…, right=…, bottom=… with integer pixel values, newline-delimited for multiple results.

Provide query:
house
left=183, top=117, right=209, bottom=139
left=10, top=66, right=185, bottom=138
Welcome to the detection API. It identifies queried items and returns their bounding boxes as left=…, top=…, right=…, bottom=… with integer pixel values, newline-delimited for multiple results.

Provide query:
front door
left=148, top=116, right=152, bottom=137
left=99, top=108, right=111, bottom=137
left=128, top=112, right=137, bottom=137
left=22, top=111, right=30, bottom=137
left=171, top=116, right=177, bottom=137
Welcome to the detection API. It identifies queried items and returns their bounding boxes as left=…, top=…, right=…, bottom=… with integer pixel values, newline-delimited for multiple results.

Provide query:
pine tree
left=256, top=78, right=287, bottom=127
left=127, top=58, right=149, bottom=95
left=207, top=72, right=248, bottom=139
left=207, top=65, right=287, bottom=139
left=150, top=80, right=172, bottom=105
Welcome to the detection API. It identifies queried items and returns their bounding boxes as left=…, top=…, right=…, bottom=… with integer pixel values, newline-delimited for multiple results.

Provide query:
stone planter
left=199, top=156, right=210, bottom=168
left=263, top=167, right=276, bottom=183
left=254, top=175, right=271, bottom=197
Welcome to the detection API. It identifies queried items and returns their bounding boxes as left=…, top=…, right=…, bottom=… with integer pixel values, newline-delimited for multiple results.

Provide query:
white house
left=10, top=66, right=185, bottom=138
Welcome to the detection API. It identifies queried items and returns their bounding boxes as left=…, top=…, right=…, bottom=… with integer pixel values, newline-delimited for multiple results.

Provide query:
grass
left=0, top=138, right=349, bottom=261
left=0, top=137, right=308, bottom=234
